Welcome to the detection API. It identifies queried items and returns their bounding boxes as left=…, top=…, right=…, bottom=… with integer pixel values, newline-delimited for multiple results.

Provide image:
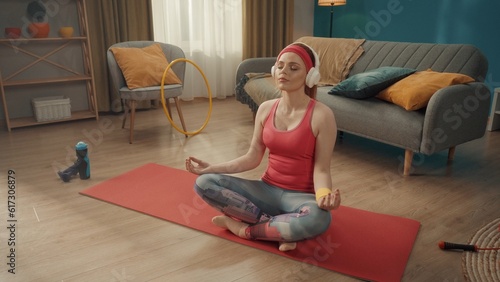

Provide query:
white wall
left=293, top=1, right=315, bottom=40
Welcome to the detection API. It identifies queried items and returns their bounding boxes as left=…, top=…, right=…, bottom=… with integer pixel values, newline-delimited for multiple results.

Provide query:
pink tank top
left=261, top=99, right=316, bottom=192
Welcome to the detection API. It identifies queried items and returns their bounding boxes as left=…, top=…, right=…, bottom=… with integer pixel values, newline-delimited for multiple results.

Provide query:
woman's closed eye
left=277, top=64, right=300, bottom=71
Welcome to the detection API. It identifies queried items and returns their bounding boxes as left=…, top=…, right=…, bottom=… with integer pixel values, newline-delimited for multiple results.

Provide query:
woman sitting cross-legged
left=185, top=42, right=341, bottom=252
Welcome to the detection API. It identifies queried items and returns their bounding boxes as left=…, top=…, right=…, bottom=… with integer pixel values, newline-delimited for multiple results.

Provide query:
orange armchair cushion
left=110, top=43, right=181, bottom=89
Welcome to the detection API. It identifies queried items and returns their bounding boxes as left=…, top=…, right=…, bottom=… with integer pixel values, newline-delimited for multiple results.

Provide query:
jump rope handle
left=438, top=241, right=477, bottom=252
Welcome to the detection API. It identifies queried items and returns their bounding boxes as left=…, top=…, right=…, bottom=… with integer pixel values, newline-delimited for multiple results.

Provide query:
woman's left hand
left=317, top=189, right=341, bottom=211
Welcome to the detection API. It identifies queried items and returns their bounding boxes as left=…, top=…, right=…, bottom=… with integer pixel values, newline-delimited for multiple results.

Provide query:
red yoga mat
left=80, top=163, right=420, bottom=281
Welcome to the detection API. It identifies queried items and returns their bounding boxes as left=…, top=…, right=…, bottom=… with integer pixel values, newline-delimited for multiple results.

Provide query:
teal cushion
left=329, top=66, right=417, bottom=99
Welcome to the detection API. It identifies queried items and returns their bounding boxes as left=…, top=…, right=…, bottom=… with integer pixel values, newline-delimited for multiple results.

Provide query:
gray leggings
left=194, top=173, right=331, bottom=242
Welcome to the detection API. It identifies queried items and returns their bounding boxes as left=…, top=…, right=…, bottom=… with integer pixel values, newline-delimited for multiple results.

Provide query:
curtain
left=151, top=0, right=242, bottom=100
left=85, top=0, right=154, bottom=112
left=242, top=0, right=294, bottom=59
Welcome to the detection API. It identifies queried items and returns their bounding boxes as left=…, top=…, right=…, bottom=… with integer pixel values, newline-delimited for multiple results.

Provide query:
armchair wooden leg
left=122, top=99, right=129, bottom=129
left=165, top=98, right=173, bottom=120
left=173, top=97, right=188, bottom=138
left=129, top=100, right=137, bottom=144
left=404, top=149, right=413, bottom=176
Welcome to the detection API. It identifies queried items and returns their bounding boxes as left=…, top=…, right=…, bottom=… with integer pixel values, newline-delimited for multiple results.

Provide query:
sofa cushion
left=376, top=69, right=475, bottom=110
left=328, top=66, right=416, bottom=99
left=110, top=43, right=182, bottom=89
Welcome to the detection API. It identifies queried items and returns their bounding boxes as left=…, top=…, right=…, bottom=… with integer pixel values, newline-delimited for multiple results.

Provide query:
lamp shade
left=318, top=0, right=346, bottom=6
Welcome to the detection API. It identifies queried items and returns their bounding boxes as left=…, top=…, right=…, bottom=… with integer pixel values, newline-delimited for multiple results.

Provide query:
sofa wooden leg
left=448, top=146, right=456, bottom=161
left=404, top=149, right=413, bottom=176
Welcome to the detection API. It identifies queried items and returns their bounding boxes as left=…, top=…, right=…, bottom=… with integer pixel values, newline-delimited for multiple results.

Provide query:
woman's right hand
left=185, top=156, right=210, bottom=175
left=317, top=189, right=341, bottom=211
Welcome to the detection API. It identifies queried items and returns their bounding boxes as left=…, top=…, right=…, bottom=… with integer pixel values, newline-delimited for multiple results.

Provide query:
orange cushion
left=376, top=70, right=475, bottom=110
left=110, top=43, right=182, bottom=89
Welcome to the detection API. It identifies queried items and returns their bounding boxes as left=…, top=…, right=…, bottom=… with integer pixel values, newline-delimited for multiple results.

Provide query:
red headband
left=277, top=44, right=314, bottom=72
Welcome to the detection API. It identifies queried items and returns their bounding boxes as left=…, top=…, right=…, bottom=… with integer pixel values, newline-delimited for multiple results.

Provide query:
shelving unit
left=487, top=87, right=500, bottom=131
left=0, top=0, right=98, bottom=131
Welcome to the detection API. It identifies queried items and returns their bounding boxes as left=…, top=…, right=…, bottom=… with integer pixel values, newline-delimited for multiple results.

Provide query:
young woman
left=185, top=42, right=341, bottom=251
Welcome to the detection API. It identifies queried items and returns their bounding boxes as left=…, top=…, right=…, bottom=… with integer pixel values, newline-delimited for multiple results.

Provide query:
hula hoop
left=160, top=58, right=212, bottom=136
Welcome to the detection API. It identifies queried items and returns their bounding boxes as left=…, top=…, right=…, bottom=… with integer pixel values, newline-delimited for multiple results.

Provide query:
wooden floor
left=0, top=97, right=499, bottom=281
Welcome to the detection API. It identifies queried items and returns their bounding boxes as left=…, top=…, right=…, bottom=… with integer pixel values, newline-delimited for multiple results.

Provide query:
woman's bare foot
left=212, top=215, right=249, bottom=239
left=279, top=241, right=297, bottom=252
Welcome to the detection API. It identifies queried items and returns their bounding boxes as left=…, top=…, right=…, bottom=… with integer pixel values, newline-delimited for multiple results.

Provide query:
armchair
left=107, top=41, right=187, bottom=143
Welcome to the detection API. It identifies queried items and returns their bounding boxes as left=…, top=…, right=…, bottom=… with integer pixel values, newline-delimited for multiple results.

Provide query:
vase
left=5, top=27, right=21, bottom=39
left=28, top=22, right=50, bottom=38
left=58, top=27, right=74, bottom=38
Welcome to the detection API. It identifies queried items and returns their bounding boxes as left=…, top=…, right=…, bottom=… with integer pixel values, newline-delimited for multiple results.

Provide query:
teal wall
left=314, top=0, right=500, bottom=92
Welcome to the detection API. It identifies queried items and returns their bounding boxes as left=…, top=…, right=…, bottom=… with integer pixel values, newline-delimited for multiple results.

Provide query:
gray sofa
left=235, top=37, right=491, bottom=176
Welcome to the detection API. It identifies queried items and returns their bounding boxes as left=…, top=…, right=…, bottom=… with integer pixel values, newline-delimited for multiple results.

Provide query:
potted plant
left=27, top=1, right=49, bottom=38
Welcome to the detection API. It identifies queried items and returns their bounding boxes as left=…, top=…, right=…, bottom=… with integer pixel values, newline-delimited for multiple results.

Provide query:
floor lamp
left=318, top=0, right=346, bottom=38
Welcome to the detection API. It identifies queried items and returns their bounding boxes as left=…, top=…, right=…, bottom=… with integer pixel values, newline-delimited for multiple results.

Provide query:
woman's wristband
left=315, top=187, right=332, bottom=201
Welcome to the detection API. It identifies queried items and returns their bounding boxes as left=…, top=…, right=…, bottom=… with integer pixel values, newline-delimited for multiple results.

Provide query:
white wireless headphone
left=271, top=42, right=321, bottom=88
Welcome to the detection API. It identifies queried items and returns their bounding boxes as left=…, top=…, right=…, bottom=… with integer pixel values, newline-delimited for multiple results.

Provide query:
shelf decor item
left=58, top=26, right=74, bottom=38
left=28, top=22, right=50, bottom=38
left=27, top=1, right=50, bottom=38
left=31, top=96, right=71, bottom=122
left=4, top=27, right=21, bottom=39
